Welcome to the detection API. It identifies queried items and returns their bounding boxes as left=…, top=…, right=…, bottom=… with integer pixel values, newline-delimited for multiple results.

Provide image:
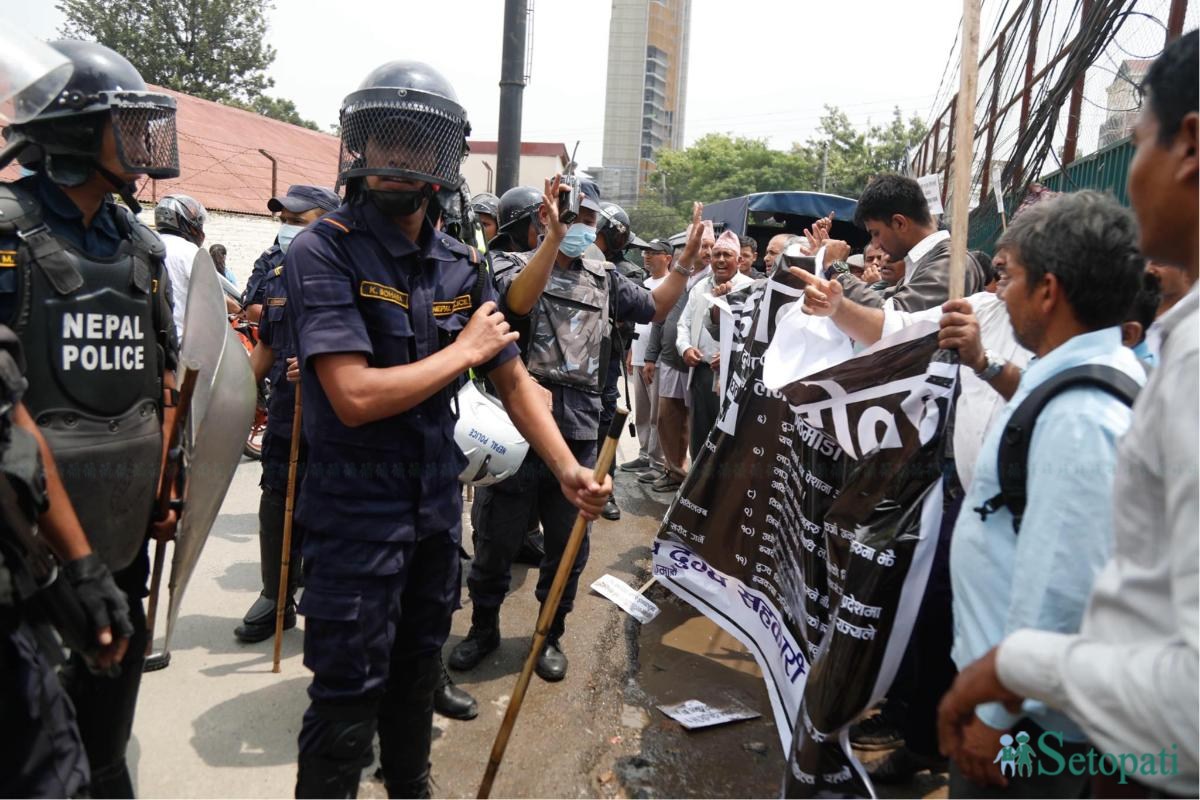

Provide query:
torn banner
left=651, top=271, right=956, bottom=797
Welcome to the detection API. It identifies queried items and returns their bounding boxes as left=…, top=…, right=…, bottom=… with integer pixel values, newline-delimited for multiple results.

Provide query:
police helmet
left=337, top=61, right=470, bottom=191
left=155, top=194, right=207, bottom=245
left=6, top=40, right=179, bottom=188
left=597, top=202, right=639, bottom=252
left=470, top=191, right=500, bottom=221
left=496, top=186, right=543, bottom=232
left=454, top=381, right=529, bottom=486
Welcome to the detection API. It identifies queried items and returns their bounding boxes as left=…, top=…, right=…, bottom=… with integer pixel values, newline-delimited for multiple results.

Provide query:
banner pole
left=949, top=0, right=983, bottom=300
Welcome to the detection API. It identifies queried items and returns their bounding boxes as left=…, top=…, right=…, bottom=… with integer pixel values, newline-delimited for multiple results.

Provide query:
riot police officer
left=285, top=61, right=609, bottom=798
left=0, top=40, right=182, bottom=798
left=486, top=185, right=544, bottom=253
left=235, top=185, right=340, bottom=645
left=451, top=179, right=698, bottom=682
left=470, top=192, right=500, bottom=244
left=594, top=202, right=647, bottom=521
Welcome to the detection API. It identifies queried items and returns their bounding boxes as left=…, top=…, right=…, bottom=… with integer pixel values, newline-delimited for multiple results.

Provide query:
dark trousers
left=297, top=529, right=460, bottom=795
left=61, top=554, right=150, bottom=799
left=257, top=485, right=302, bottom=601
left=949, top=720, right=1091, bottom=798
left=1, top=619, right=89, bottom=798
left=467, top=438, right=596, bottom=635
left=688, top=363, right=719, bottom=461
left=599, top=353, right=621, bottom=481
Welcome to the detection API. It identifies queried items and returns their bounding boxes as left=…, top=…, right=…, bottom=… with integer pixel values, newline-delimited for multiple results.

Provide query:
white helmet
left=455, top=380, right=529, bottom=486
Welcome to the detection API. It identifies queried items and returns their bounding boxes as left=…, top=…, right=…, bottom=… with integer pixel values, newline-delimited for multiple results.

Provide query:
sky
left=9, top=0, right=981, bottom=170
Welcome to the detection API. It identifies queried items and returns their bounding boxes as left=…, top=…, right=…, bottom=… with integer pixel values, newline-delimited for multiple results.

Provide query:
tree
left=628, top=199, right=688, bottom=240
left=58, top=0, right=277, bottom=104
left=229, top=95, right=321, bottom=131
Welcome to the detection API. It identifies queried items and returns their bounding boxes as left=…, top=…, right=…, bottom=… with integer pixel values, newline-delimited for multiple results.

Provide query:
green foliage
left=627, top=199, right=689, bottom=240
left=648, top=107, right=928, bottom=216
left=228, top=95, right=320, bottom=130
left=58, top=0, right=277, bottom=104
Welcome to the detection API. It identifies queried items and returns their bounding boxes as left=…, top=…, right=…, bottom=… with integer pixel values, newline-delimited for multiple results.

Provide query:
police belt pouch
left=525, top=258, right=611, bottom=393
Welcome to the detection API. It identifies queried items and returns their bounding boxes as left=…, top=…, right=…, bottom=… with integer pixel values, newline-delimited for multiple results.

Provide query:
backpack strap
left=975, top=364, right=1141, bottom=533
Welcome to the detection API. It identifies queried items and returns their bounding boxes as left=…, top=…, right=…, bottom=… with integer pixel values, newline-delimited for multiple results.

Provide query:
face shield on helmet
left=0, top=26, right=73, bottom=126
left=337, top=88, right=469, bottom=192
left=107, top=92, right=179, bottom=178
left=454, top=381, right=529, bottom=487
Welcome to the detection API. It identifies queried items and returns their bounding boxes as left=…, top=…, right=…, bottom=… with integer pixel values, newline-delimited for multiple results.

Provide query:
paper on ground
left=590, top=573, right=660, bottom=624
left=657, top=699, right=761, bottom=730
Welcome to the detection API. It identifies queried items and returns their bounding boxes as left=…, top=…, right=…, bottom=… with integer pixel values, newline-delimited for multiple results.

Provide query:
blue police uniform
left=285, top=197, right=517, bottom=792
left=466, top=256, right=653, bottom=634
left=241, top=244, right=284, bottom=310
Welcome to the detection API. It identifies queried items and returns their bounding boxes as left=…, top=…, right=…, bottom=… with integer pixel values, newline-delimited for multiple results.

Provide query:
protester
left=878, top=254, right=906, bottom=288
left=862, top=240, right=887, bottom=282
left=156, top=193, right=208, bottom=340
left=762, top=231, right=792, bottom=276
left=1146, top=258, right=1196, bottom=316
left=452, top=180, right=689, bottom=684
left=0, top=39, right=183, bottom=798
left=678, top=229, right=752, bottom=459
left=622, top=238, right=673, bottom=482
left=972, top=249, right=1000, bottom=293
left=1122, top=270, right=1162, bottom=367
left=938, top=31, right=1199, bottom=798
left=644, top=223, right=715, bottom=491
left=739, top=234, right=763, bottom=277
left=210, top=243, right=235, bottom=283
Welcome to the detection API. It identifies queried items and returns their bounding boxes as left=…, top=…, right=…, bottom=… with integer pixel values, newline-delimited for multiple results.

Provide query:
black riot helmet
left=470, top=191, right=500, bottom=221
left=337, top=60, right=470, bottom=196
left=4, top=40, right=179, bottom=207
left=596, top=202, right=645, bottom=255
left=497, top=186, right=543, bottom=231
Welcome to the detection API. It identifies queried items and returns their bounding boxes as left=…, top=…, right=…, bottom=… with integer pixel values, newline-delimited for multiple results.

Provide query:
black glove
left=63, top=554, right=134, bottom=642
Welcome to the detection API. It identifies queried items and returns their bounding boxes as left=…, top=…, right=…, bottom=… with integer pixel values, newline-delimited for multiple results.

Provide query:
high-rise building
left=599, top=0, right=691, bottom=207
left=1097, top=59, right=1152, bottom=150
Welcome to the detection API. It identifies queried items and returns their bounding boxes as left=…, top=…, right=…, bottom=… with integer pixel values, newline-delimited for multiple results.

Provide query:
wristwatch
left=975, top=349, right=1005, bottom=381
left=830, top=260, right=851, bottom=275
left=671, top=262, right=694, bottom=277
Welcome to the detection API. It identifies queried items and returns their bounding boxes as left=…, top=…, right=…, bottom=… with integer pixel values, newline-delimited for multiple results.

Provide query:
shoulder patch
left=0, top=250, right=16, bottom=268
left=359, top=280, right=408, bottom=308
left=273, top=265, right=284, bottom=277
left=433, top=294, right=473, bottom=317
left=321, top=217, right=351, bottom=234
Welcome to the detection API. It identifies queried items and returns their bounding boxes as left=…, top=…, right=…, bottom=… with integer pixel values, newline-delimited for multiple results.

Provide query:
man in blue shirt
left=941, top=191, right=1146, bottom=796
left=285, top=62, right=609, bottom=798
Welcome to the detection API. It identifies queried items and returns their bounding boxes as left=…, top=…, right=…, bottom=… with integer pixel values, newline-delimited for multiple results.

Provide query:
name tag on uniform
left=360, top=280, right=408, bottom=308
left=432, top=294, right=472, bottom=317
left=266, top=297, right=287, bottom=307
left=0, top=251, right=16, bottom=268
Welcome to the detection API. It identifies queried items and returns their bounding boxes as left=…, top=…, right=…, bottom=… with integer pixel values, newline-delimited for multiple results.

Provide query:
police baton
left=478, top=406, right=629, bottom=799
left=272, top=381, right=303, bottom=673
left=144, top=363, right=200, bottom=670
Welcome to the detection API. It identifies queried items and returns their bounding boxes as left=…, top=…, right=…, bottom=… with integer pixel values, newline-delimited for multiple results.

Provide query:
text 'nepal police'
left=59, top=312, right=146, bottom=371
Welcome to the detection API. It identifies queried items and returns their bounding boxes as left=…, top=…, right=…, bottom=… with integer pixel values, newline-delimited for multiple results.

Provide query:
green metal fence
left=967, top=136, right=1136, bottom=253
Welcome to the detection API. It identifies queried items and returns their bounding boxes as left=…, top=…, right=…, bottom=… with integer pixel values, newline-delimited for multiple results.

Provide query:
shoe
left=448, top=606, right=500, bottom=671
left=534, top=639, right=568, bottom=682
left=601, top=495, right=621, bottom=520
left=433, top=658, right=478, bottom=720
left=235, top=594, right=295, bottom=643
left=619, top=456, right=650, bottom=472
left=850, top=712, right=904, bottom=750
left=650, top=474, right=683, bottom=493
left=867, top=747, right=948, bottom=785
left=637, top=468, right=665, bottom=484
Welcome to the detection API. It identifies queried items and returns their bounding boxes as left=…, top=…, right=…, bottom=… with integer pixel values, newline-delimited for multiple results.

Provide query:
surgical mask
left=558, top=223, right=597, bottom=259
left=278, top=223, right=304, bottom=254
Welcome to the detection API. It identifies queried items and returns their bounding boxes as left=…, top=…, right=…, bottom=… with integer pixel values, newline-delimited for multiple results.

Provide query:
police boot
left=234, top=593, right=296, bottom=643
left=447, top=605, right=500, bottom=671
left=295, top=706, right=377, bottom=799
left=433, top=655, right=478, bottom=720
left=89, top=761, right=136, bottom=799
left=378, top=655, right=439, bottom=799
left=534, top=617, right=568, bottom=682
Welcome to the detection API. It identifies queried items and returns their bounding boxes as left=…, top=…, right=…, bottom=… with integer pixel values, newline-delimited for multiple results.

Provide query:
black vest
left=0, top=184, right=165, bottom=570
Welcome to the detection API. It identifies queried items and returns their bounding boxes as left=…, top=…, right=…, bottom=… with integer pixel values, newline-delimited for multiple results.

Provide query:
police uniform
left=234, top=260, right=307, bottom=641
left=0, top=171, right=177, bottom=798
left=287, top=197, right=516, bottom=796
left=464, top=247, right=653, bottom=654
left=242, top=243, right=284, bottom=311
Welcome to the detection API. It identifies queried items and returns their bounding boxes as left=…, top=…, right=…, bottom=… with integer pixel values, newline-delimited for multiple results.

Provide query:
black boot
left=447, top=606, right=500, bottom=671
left=433, top=657, right=478, bottom=720
left=534, top=638, right=568, bottom=682
left=235, top=593, right=296, bottom=643
left=295, top=710, right=377, bottom=799
left=378, top=656, right=439, bottom=799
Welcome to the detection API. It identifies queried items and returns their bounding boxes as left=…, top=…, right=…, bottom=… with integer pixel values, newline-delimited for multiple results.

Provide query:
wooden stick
left=144, top=365, right=201, bottom=658
left=636, top=576, right=657, bottom=595
left=948, top=0, right=983, bottom=301
left=478, top=407, right=629, bottom=799
left=272, top=385, right=304, bottom=673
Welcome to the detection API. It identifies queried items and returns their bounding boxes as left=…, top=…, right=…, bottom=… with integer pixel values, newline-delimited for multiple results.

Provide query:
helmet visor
left=338, top=89, right=467, bottom=190
left=0, top=27, right=73, bottom=125
left=110, top=92, right=179, bottom=178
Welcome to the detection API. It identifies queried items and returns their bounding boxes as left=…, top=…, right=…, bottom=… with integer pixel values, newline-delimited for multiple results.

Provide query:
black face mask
left=367, top=185, right=431, bottom=218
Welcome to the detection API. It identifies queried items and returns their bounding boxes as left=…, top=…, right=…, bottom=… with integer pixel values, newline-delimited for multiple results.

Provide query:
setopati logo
left=995, top=730, right=1180, bottom=785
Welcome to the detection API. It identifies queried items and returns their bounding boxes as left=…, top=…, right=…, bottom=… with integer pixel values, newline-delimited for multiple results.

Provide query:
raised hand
left=791, top=267, right=844, bottom=317
left=679, top=201, right=705, bottom=269
left=542, top=175, right=568, bottom=242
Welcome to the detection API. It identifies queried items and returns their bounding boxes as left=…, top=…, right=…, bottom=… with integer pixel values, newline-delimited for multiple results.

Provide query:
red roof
left=2, top=85, right=569, bottom=215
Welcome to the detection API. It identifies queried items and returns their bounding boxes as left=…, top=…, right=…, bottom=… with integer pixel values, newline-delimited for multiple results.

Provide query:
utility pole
left=820, top=142, right=829, bottom=193
left=496, top=0, right=529, bottom=195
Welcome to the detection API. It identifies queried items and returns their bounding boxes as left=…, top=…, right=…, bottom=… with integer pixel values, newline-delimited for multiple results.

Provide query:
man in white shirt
left=154, top=194, right=208, bottom=342
left=677, top=229, right=752, bottom=459
left=937, top=30, right=1199, bottom=797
